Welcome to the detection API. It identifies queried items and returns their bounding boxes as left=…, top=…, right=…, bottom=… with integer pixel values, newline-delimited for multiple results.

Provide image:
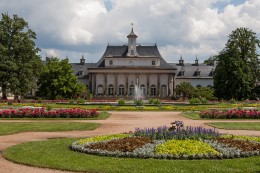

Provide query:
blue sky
left=0, top=0, right=259, bottom=63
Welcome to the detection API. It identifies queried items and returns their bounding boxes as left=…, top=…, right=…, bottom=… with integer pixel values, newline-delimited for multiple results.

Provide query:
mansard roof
left=94, top=45, right=175, bottom=69
left=169, top=63, right=214, bottom=78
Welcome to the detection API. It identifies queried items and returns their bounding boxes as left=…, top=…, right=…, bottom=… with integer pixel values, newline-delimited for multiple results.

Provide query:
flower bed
left=199, top=109, right=260, bottom=119
left=134, top=125, right=220, bottom=140
left=0, top=108, right=99, bottom=118
left=71, top=131, right=260, bottom=160
left=72, top=124, right=259, bottom=160
left=155, top=140, right=219, bottom=156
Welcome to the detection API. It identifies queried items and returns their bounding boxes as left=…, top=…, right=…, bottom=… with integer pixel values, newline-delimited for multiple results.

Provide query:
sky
left=0, top=0, right=259, bottom=63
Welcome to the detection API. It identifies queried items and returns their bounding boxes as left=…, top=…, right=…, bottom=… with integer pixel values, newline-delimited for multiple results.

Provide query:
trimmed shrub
left=134, top=99, right=144, bottom=106
left=153, top=99, right=161, bottom=105
left=69, top=99, right=74, bottom=104
left=117, top=98, right=125, bottom=106
left=77, top=98, right=85, bottom=104
left=149, top=99, right=154, bottom=104
left=201, top=97, right=208, bottom=104
left=189, top=98, right=201, bottom=104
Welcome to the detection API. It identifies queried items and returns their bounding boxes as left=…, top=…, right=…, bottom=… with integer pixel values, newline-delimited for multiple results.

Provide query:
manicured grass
left=0, top=122, right=100, bottom=136
left=3, top=138, right=260, bottom=173
left=206, top=122, right=260, bottom=131
left=180, top=111, right=201, bottom=119
left=0, top=111, right=110, bottom=120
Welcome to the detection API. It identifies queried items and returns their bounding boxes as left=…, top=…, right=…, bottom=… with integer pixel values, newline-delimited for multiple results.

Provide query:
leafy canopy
left=37, top=58, right=86, bottom=99
left=213, top=27, right=260, bottom=100
left=0, top=13, right=42, bottom=98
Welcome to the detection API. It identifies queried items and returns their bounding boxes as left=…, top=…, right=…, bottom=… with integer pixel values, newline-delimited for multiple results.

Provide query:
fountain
left=134, top=78, right=144, bottom=106
left=134, top=78, right=142, bottom=100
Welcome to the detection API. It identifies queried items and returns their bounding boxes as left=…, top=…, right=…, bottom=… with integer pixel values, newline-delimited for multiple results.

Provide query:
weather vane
left=131, top=23, right=133, bottom=28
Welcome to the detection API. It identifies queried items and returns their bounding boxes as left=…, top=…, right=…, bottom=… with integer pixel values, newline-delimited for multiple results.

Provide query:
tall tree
left=0, top=13, right=42, bottom=99
left=214, top=27, right=260, bottom=100
left=37, top=58, right=86, bottom=99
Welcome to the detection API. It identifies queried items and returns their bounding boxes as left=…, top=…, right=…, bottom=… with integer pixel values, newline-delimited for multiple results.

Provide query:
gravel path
left=0, top=111, right=260, bottom=173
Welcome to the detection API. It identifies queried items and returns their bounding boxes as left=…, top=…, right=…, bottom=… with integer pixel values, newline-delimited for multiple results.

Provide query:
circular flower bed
left=71, top=125, right=260, bottom=160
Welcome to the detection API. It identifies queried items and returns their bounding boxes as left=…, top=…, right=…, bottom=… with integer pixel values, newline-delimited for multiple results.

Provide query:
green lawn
left=206, top=122, right=260, bottom=131
left=0, top=122, right=100, bottom=135
left=3, top=138, right=260, bottom=173
left=180, top=111, right=202, bottom=119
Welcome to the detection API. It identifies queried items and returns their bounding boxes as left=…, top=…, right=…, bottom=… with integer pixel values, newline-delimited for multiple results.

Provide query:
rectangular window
left=151, top=87, right=156, bottom=96
left=131, top=50, right=134, bottom=55
left=129, top=87, right=135, bottom=96
left=119, top=88, right=124, bottom=96
left=152, top=61, right=155, bottom=65
left=109, top=60, right=113, bottom=65
left=108, top=88, right=113, bottom=95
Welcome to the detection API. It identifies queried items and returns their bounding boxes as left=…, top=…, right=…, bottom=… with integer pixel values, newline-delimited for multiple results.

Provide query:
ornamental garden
left=0, top=98, right=259, bottom=172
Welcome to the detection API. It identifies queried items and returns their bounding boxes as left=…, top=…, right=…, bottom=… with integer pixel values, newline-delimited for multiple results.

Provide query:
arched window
left=140, top=84, right=145, bottom=96
left=196, top=85, right=202, bottom=88
left=161, top=85, right=167, bottom=97
left=150, top=85, right=156, bottom=96
left=129, top=84, right=135, bottom=96
left=108, top=84, right=114, bottom=96
left=118, top=84, right=125, bottom=96
left=97, top=85, right=103, bottom=96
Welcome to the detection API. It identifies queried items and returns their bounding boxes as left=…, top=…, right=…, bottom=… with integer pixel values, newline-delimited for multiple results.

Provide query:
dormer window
left=109, top=60, right=113, bottom=65
left=209, top=70, right=213, bottom=76
left=178, top=70, right=185, bottom=76
left=152, top=60, right=155, bottom=65
left=77, top=71, right=83, bottom=76
left=194, top=71, right=200, bottom=76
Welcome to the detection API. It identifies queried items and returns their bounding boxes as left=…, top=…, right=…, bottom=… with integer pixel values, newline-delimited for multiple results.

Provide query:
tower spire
left=127, top=23, right=138, bottom=56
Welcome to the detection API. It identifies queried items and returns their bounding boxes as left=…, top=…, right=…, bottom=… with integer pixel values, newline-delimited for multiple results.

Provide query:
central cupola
left=127, top=25, right=138, bottom=57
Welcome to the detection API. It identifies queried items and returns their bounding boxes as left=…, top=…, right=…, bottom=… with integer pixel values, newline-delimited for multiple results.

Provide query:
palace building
left=70, top=28, right=216, bottom=98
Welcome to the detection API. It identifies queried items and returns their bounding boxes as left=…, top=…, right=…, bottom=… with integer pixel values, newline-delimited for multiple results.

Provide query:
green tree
left=176, top=81, right=194, bottom=99
left=204, top=55, right=217, bottom=65
left=37, top=58, right=86, bottom=99
left=192, top=87, right=216, bottom=100
left=214, top=27, right=260, bottom=100
left=0, top=13, right=42, bottom=99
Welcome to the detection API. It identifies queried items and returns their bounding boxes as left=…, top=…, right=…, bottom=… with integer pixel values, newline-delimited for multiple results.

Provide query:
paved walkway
left=0, top=111, right=260, bottom=173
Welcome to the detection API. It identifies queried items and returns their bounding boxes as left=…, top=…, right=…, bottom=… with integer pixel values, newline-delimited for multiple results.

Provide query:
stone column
left=115, top=74, right=118, bottom=96
left=157, top=74, right=160, bottom=96
left=146, top=74, right=150, bottom=96
left=93, top=74, right=96, bottom=95
left=104, top=74, right=107, bottom=96
left=168, top=74, right=171, bottom=96
left=89, top=73, right=92, bottom=94
left=170, top=75, right=174, bottom=97
left=125, top=74, right=128, bottom=96
left=173, top=73, right=176, bottom=96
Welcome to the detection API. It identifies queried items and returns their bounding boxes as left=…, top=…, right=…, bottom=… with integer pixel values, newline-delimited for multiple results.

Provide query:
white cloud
left=0, top=0, right=259, bottom=63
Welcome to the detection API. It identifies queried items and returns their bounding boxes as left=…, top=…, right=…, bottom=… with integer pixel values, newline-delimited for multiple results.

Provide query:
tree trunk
left=1, top=84, right=7, bottom=99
